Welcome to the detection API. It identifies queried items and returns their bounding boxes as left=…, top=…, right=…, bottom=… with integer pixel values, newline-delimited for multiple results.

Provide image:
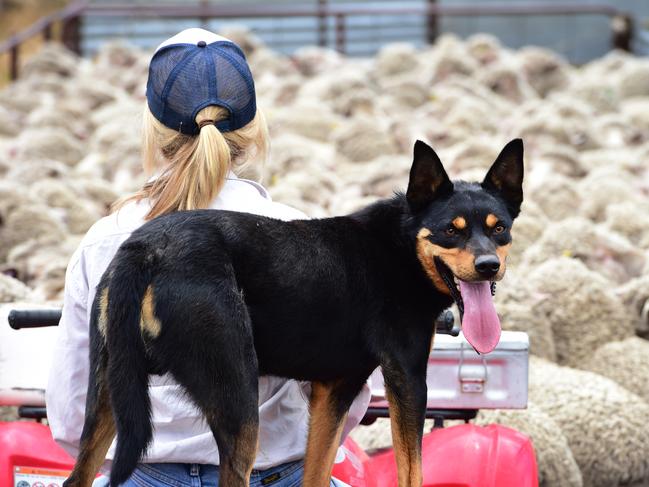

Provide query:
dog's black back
left=123, top=197, right=447, bottom=383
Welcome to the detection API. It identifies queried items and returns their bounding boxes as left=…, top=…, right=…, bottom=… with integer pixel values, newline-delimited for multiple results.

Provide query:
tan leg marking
left=140, top=286, right=161, bottom=337
left=486, top=213, right=498, bottom=228
left=386, top=388, right=423, bottom=487
left=452, top=217, right=466, bottom=230
left=98, top=287, right=109, bottom=338
left=65, top=386, right=116, bottom=487
left=218, top=421, right=259, bottom=487
left=304, top=382, right=347, bottom=487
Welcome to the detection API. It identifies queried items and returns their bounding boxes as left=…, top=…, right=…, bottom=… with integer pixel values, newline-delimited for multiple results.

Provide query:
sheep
left=582, top=337, right=649, bottom=403
left=523, top=258, right=634, bottom=367
left=496, top=302, right=556, bottom=361
left=522, top=217, right=645, bottom=284
left=517, top=47, right=571, bottom=97
left=0, top=205, right=66, bottom=263
left=478, top=62, right=538, bottom=104
left=332, top=118, right=399, bottom=163
left=526, top=174, right=582, bottom=221
left=604, top=201, right=649, bottom=248
left=614, top=275, right=649, bottom=338
left=291, top=46, right=345, bottom=77
left=529, top=357, right=649, bottom=487
left=12, top=127, right=85, bottom=167
left=29, top=179, right=102, bottom=234
left=5, top=158, right=70, bottom=184
left=269, top=101, right=342, bottom=142
left=5, top=236, right=80, bottom=296
left=617, top=61, right=649, bottom=99
left=465, top=33, right=504, bottom=66
left=0, top=106, right=21, bottom=136
left=20, top=43, right=80, bottom=80
left=373, top=42, right=420, bottom=78
left=0, top=273, right=32, bottom=303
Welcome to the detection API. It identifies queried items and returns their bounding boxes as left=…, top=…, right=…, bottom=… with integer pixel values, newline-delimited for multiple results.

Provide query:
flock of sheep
left=1, top=28, right=649, bottom=487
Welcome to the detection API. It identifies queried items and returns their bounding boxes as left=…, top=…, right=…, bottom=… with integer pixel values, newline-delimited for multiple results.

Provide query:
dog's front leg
left=383, top=360, right=427, bottom=487
left=303, top=377, right=367, bottom=487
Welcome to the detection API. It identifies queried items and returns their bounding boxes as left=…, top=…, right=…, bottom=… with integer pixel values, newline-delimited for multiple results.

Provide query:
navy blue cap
left=146, top=29, right=257, bottom=135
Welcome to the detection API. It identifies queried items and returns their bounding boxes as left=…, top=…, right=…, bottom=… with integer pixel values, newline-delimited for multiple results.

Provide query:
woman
left=47, top=28, right=369, bottom=486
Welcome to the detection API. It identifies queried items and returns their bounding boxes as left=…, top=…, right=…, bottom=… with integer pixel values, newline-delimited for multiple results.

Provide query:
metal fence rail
left=0, top=1, right=632, bottom=81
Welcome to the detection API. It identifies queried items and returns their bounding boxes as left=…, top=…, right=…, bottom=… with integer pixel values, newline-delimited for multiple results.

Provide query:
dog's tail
left=104, top=241, right=155, bottom=486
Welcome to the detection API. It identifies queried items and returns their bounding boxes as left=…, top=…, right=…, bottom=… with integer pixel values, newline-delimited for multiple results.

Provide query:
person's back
left=47, top=28, right=369, bottom=487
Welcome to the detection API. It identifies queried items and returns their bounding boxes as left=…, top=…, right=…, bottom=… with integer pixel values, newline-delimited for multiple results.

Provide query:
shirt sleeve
left=46, top=247, right=91, bottom=459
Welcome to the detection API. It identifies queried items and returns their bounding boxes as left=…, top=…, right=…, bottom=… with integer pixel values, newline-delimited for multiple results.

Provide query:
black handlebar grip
left=435, top=309, right=455, bottom=335
left=8, top=309, right=62, bottom=329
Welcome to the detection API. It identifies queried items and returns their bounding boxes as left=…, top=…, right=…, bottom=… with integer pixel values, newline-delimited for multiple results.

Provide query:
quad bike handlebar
left=8, top=309, right=61, bottom=329
left=7, top=308, right=461, bottom=336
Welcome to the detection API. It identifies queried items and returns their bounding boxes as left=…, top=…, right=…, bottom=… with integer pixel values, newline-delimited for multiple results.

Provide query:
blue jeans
left=95, top=460, right=343, bottom=486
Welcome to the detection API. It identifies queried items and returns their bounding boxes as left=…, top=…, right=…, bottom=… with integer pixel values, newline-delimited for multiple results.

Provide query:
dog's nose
left=475, top=255, right=500, bottom=277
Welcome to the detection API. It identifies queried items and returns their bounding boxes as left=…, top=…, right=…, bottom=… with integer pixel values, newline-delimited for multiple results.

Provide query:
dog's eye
left=494, top=224, right=505, bottom=234
left=445, top=227, right=457, bottom=236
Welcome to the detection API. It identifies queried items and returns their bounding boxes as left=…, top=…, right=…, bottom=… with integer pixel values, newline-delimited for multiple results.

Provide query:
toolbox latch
left=458, top=343, right=488, bottom=393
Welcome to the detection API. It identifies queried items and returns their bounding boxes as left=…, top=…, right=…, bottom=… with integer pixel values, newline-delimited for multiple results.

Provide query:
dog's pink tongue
left=458, top=281, right=501, bottom=354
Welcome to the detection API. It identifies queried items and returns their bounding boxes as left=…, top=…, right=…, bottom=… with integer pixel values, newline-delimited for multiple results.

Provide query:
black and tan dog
left=64, top=139, right=523, bottom=487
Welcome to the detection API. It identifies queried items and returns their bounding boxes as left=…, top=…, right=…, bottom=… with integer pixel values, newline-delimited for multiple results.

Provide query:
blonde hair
left=114, top=103, right=269, bottom=220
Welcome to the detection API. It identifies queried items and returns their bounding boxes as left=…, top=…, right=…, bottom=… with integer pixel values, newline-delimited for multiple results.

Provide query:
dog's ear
left=482, top=139, right=524, bottom=218
left=406, top=140, right=453, bottom=212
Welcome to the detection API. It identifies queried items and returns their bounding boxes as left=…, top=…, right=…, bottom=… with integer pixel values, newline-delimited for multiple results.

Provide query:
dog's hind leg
left=383, top=363, right=427, bottom=487
left=161, top=277, right=259, bottom=487
left=303, top=376, right=368, bottom=487
left=64, top=305, right=116, bottom=487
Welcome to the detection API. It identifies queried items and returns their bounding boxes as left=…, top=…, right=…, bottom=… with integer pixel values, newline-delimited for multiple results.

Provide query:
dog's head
left=406, top=139, right=524, bottom=353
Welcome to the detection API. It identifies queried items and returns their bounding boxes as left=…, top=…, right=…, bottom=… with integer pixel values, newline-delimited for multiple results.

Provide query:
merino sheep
left=332, top=118, right=398, bottom=162
left=582, top=337, right=649, bottom=403
left=524, top=258, right=634, bottom=367
left=0, top=273, right=32, bottom=303
left=615, top=275, right=649, bottom=338
left=529, top=357, right=649, bottom=487
left=522, top=217, right=645, bottom=284
left=0, top=205, right=66, bottom=263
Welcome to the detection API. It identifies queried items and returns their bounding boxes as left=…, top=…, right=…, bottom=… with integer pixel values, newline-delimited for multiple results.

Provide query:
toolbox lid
left=434, top=330, right=529, bottom=352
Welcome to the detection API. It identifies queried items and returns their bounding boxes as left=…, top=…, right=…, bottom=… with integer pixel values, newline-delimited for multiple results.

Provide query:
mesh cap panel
left=146, top=37, right=256, bottom=135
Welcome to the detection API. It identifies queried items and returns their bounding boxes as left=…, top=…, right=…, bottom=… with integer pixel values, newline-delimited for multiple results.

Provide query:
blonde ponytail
left=113, top=103, right=269, bottom=220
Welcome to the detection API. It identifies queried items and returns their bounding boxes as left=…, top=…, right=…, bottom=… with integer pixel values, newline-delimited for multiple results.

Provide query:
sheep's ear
left=482, top=139, right=524, bottom=219
left=406, top=140, right=453, bottom=212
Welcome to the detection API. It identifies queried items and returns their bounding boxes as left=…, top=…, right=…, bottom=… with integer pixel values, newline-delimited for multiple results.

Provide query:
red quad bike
left=1, top=308, right=538, bottom=487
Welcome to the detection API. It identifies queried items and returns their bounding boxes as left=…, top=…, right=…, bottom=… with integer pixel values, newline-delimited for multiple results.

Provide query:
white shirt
left=46, top=172, right=370, bottom=469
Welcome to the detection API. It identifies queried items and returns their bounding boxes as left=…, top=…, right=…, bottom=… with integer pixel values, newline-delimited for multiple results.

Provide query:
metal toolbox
left=369, top=331, right=529, bottom=410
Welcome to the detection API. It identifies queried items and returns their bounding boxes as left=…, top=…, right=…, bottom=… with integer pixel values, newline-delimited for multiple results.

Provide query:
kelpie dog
left=64, top=139, right=523, bottom=487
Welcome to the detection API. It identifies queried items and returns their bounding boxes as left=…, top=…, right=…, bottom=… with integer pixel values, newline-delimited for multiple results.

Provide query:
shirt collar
left=145, top=170, right=270, bottom=200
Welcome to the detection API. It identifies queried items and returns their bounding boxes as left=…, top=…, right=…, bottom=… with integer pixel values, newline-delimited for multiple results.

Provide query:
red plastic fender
left=332, top=435, right=377, bottom=487
left=365, top=424, right=538, bottom=487
left=0, top=421, right=75, bottom=487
